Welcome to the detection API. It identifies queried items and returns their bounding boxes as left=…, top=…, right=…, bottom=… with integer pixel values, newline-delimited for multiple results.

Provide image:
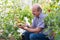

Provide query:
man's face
left=32, top=8, right=40, bottom=17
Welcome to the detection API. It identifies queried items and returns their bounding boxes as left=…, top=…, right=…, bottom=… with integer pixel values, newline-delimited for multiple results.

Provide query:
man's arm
left=18, top=23, right=44, bottom=33
left=24, top=27, right=43, bottom=33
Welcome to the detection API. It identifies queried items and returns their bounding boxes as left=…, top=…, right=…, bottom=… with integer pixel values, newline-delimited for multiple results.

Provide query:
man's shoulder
left=39, top=13, right=45, bottom=20
left=40, top=13, right=48, bottom=19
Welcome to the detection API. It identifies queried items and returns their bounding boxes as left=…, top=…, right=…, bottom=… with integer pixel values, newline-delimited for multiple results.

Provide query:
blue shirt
left=32, top=12, right=45, bottom=28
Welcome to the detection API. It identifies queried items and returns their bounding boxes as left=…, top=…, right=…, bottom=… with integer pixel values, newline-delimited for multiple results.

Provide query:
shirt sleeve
left=37, top=18, right=45, bottom=28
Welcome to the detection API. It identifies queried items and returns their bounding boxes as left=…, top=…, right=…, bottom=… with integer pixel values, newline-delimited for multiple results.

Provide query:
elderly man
left=18, top=4, right=49, bottom=40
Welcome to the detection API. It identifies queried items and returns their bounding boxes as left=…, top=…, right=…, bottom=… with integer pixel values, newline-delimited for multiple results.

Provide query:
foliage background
left=0, top=0, right=60, bottom=40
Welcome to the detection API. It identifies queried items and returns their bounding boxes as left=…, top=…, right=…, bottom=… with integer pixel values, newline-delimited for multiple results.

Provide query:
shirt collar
left=35, top=12, right=44, bottom=19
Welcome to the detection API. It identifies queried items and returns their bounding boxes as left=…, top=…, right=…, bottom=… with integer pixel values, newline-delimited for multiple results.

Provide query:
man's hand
left=17, top=23, right=27, bottom=29
left=23, top=27, right=28, bottom=30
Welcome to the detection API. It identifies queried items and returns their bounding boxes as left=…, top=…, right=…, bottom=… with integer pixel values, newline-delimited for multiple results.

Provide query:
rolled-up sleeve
left=37, top=21, right=44, bottom=28
left=37, top=18, right=45, bottom=28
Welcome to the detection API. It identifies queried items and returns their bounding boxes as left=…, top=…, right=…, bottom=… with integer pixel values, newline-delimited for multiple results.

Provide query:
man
left=18, top=4, right=49, bottom=40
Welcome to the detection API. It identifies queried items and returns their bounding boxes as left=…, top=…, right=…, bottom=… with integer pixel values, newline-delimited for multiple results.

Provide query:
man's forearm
left=25, top=27, right=42, bottom=33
